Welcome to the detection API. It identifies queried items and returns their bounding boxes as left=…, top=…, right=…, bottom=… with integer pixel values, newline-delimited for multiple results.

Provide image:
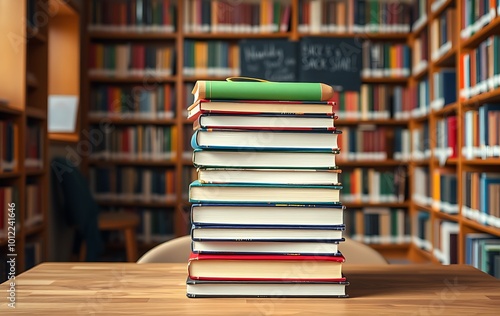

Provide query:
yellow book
left=433, top=170, right=440, bottom=210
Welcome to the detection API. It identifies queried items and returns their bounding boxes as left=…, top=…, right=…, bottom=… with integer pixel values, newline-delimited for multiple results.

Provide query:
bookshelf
left=81, top=0, right=500, bottom=267
left=0, top=0, right=50, bottom=279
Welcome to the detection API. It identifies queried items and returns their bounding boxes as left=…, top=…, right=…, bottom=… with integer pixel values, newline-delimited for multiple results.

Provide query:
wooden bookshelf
left=0, top=0, right=50, bottom=278
left=79, top=0, right=500, bottom=267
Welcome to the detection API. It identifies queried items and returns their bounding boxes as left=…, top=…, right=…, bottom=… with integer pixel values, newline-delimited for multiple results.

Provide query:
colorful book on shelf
left=192, top=149, right=340, bottom=169
left=186, top=277, right=349, bottom=298
left=191, top=128, right=341, bottom=151
left=191, top=224, right=344, bottom=242
left=193, top=113, right=336, bottom=131
left=191, top=203, right=345, bottom=227
left=192, top=80, right=334, bottom=102
left=197, top=168, right=341, bottom=185
left=188, top=99, right=336, bottom=119
left=189, top=181, right=342, bottom=204
left=187, top=252, right=345, bottom=281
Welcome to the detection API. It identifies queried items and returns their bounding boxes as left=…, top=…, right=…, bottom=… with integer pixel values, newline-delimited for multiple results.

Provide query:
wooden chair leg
left=124, top=228, right=138, bottom=262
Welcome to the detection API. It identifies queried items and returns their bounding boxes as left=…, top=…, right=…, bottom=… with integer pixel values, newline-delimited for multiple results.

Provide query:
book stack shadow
left=185, top=80, right=348, bottom=298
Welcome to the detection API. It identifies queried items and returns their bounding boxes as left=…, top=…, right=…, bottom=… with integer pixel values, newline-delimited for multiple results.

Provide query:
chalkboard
left=239, top=39, right=298, bottom=82
left=300, top=37, right=362, bottom=92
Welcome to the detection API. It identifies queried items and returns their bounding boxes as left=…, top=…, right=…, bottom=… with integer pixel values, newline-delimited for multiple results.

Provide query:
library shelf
left=462, top=218, right=500, bottom=237
left=183, top=75, right=237, bottom=82
left=184, top=32, right=291, bottom=39
left=87, top=118, right=177, bottom=125
left=462, top=159, right=500, bottom=166
left=48, top=133, right=79, bottom=143
left=461, top=87, right=500, bottom=108
left=461, top=16, right=500, bottom=50
left=182, top=159, right=193, bottom=166
left=24, top=223, right=46, bottom=237
left=88, top=75, right=178, bottom=83
left=25, top=169, right=46, bottom=177
left=412, top=112, right=431, bottom=123
left=430, top=0, right=455, bottom=18
left=297, top=32, right=409, bottom=40
left=408, top=244, right=435, bottom=263
left=337, top=160, right=405, bottom=167
left=369, top=243, right=410, bottom=251
left=336, top=119, right=409, bottom=126
left=411, top=159, right=431, bottom=166
left=182, top=119, right=192, bottom=124
left=433, top=210, right=459, bottom=221
left=27, top=26, right=47, bottom=44
left=411, top=16, right=428, bottom=37
left=25, top=106, right=47, bottom=120
left=414, top=203, right=433, bottom=213
left=361, top=77, right=409, bottom=84
left=97, top=200, right=178, bottom=208
left=412, top=63, right=429, bottom=81
left=26, top=73, right=39, bottom=90
left=433, top=46, right=456, bottom=68
left=88, top=159, right=177, bottom=167
left=432, top=102, right=457, bottom=117
left=0, top=171, right=22, bottom=179
left=0, top=104, right=22, bottom=116
left=344, top=202, right=410, bottom=208
left=88, top=31, right=177, bottom=40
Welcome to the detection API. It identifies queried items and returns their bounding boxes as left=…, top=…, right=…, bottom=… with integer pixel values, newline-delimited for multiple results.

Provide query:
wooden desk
left=1, top=263, right=500, bottom=315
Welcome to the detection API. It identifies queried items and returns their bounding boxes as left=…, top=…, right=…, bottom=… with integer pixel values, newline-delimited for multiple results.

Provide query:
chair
left=137, top=235, right=387, bottom=264
left=137, top=235, right=191, bottom=263
left=51, top=157, right=139, bottom=262
left=339, top=237, right=388, bottom=264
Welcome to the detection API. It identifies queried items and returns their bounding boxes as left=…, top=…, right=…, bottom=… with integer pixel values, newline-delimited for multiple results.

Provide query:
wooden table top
left=1, top=263, right=500, bottom=315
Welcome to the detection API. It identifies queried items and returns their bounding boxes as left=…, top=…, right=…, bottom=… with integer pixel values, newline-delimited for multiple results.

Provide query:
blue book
left=191, top=203, right=344, bottom=227
left=191, top=128, right=341, bottom=151
left=189, top=181, right=342, bottom=204
left=191, top=224, right=345, bottom=242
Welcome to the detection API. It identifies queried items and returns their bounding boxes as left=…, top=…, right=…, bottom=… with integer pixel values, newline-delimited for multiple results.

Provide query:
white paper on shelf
left=48, top=95, right=79, bottom=133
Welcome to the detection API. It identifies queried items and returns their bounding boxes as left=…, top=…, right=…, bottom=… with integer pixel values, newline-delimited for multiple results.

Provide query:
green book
left=192, top=80, right=334, bottom=102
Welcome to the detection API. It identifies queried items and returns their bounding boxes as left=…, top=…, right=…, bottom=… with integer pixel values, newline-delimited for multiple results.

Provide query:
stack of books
left=185, top=80, right=347, bottom=298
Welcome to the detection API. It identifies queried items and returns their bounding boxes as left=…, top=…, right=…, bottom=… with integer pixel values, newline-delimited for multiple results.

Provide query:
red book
left=188, top=99, right=335, bottom=120
left=447, top=116, right=457, bottom=158
left=188, top=252, right=345, bottom=281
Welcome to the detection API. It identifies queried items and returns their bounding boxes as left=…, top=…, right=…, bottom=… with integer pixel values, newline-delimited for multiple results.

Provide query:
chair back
left=51, top=157, right=103, bottom=261
left=137, top=235, right=191, bottom=263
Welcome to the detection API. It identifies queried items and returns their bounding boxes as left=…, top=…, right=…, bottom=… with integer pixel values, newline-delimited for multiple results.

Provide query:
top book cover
left=192, top=80, right=335, bottom=102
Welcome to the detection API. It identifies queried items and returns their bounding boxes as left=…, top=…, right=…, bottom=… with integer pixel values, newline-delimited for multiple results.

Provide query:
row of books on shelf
left=432, top=220, right=458, bottom=265
left=413, top=167, right=432, bottom=206
left=341, top=168, right=407, bottom=203
left=335, top=85, right=411, bottom=120
left=412, top=0, right=426, bottom=31
left=463, top=172, right=500, bottom=229
left=361, top=42, right=410, bottom=78
left=345, top=208, right=410, bottom=244
left=435, top=115, right=458, bottom=163
left=412, top=31, right=428, bottom=75
left=298, top=0, right=412, bottom=33
left=460, top=36, right=500, bottom=100
left=88, top=43, right=175, bottom=77
left=25, top=124, right=43, bottom=169
left=183, top=40, right=240, bottom=77
left=89, top=84, right=176, bottom=119
left=430, top=6, right=456, bottom=62
left=466, top=233, right=500, bottom=278
left=25, top=183, right=43, bottom=227
left=0, top=120, right=17, bottom=172
left=90, top=125, right=177, bottom=160
left=411, top=122, right=431, bottom=160
left=463, top=104, right=500, bottom=159
left=184, top=0, right=291, bottom=33
left=89, top=167, right=176, bottom=202
left=337, top=126, right=405, bottom=161
left=460, top=0, right=500, bottom=39
left=88, top=0, right=177, bottom=32
left=431, top=69, right=456, bottom=111
left=0, top=186, right=18, bottom=237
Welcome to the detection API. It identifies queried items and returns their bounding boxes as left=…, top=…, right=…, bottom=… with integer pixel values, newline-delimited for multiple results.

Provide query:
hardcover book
left=189, top=181, right=342, bottom=204
left=186, top=277, right=349, bottom=298
left=187, top=252, right=345, bottom=281
left=191, top=128, right=341, bottom=151
left=188, top=99, right=335, bottom=118
left=193, top=113, right=336, bottom=131
left=190, top=203, right=345, bottom=226
left=192, top=149, right=340, bottom=169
